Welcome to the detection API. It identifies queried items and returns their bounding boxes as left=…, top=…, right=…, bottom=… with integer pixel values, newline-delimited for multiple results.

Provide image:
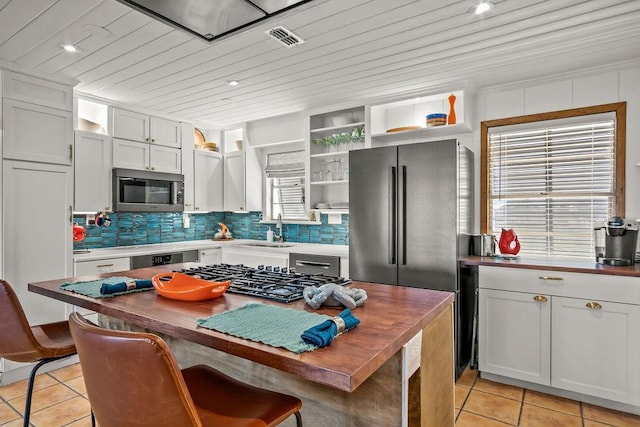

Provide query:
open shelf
left=310, top=151, right=350, bottom=158
left=371, top=122, right=472, bottom=142
left=311, top=121, right=365, bottom=134
left=318, top=209, right=349, bottom=214
left=311, top=180, right=349, bottom=185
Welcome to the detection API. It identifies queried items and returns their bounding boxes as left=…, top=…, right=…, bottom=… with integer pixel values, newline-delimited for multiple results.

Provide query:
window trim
left=480, top=102, right=626, bottom=233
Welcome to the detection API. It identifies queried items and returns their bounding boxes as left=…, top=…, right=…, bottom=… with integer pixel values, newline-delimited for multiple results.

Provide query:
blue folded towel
left=301, top=308, right=360, bottom=347
left=100, top=279, right=153, bottom=295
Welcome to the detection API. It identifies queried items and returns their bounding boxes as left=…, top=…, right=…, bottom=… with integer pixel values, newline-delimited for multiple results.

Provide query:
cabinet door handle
left=97, top=264, right=114, bottom=268
left=69, top=144, right=73, bottom=161
left=539, top=276, right=564, bottom=281
left=586, top=301, right=602, bottom=309
left=533, top=295, right=548, bottom=302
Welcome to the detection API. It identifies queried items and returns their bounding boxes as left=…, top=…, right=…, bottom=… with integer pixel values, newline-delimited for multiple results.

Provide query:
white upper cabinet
left=113, top=109, right=149, bottom=142
left=1, top=71, right=74, bottom=166
left=113, top=138, right=181, bottom=174
left=3, top=70, right=73, bottom=110
left=194, top=150, right=223, bottom=212
left=150, top=117, right=181, bottom=148
left=74, top=131, right=112, bottom=212
left=113, top=108, right=181, bottom=148
left=224, top=151, right=245, bottom=211
left=3, top=99, right=73, bottom=165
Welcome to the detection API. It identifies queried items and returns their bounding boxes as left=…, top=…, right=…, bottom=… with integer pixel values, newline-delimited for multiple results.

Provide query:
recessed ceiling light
left=227, top=80, right=240, bottom=86
left=60, top=44, right=80, bottom=53
left=470, top=1, right=494, bottom=15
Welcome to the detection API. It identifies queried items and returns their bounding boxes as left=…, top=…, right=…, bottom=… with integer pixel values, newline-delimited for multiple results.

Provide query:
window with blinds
left=482, top=103, right=626, bottom=259
left=265, top=150, right=306, bottom=221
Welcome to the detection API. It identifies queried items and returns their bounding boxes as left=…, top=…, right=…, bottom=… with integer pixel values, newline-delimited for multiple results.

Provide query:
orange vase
left=447, top=94, right=457, bottom=125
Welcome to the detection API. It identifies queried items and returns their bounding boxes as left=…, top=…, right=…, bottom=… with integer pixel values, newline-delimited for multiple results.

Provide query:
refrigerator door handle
left=388, top=166, right=397, bottom=265
left=400, top=165, right=407, bottom=265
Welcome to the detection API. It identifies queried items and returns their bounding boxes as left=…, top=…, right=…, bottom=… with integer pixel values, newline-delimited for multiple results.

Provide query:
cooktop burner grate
left=177, top=264, right=351, bottom=303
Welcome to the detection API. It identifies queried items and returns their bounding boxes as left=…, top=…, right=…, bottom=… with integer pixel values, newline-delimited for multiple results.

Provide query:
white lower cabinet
left=74, top=257, right=131, bottom=277
left=551, top=296, right=640, bottom=404
left=478, top=266, right=640, bottom=406
left=221, top=247, right=288, bottom=268
left=479, top=289, right=550, bottom=385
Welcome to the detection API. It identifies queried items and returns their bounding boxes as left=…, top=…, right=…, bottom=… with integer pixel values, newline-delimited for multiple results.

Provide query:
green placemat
left=198, top=303, right=330, bottom=353
left=60, top=276, right=154, bottom=298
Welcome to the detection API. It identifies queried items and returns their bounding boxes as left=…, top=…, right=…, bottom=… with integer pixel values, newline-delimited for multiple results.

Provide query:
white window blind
left=265, top=151, right=306, bottom=220
left=488, top=114, right=616, bottom=258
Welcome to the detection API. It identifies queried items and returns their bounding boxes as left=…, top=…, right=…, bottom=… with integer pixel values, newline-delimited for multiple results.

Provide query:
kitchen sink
left=240, top=243, right=294, bottom=248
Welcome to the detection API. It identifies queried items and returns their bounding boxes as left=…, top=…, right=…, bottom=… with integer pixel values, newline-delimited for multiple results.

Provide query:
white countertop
left=73, top=239, right=349, bottom=262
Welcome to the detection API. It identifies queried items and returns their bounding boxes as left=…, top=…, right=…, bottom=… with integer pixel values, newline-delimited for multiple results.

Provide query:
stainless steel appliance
left=594, top=217, right=638, bottom=266
left=113, top=168, right=184, bottom=212
left=349, top=139, right=474, bottom=378
left=179, top=264, right=351, bottom=303
left=289, top=253, right=340, bottom=277
left=131, top=250, right=198, bottom=268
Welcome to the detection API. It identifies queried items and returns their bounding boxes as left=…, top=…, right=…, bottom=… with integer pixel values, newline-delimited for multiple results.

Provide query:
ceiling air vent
left=266, top=26, right=304, bottom=48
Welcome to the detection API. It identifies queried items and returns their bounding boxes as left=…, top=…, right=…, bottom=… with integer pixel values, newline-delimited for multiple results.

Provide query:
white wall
left=472, top=62, right=640, bottom=233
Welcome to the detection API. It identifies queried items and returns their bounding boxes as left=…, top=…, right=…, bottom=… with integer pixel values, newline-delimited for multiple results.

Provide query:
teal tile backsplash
left=73, top=211, right=348, bottom=250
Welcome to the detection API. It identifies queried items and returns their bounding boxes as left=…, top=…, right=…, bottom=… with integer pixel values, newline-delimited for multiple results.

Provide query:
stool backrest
left=0, top=280, right=45, bottom=362
left=69, top=312, right=202, bottom=427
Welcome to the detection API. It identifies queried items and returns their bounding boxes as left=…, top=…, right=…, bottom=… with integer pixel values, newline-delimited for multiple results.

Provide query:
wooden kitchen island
left=29, top=263, right=455, bottom=427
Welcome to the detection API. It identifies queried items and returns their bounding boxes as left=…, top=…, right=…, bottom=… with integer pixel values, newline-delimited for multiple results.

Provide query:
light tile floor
left=456, top=368, right=640, bottom=426
left=2, top=364, right=640, bottom=426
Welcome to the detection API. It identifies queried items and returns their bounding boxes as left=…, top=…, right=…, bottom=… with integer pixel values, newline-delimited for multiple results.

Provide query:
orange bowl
left=152, top=272, right=230, bottom=301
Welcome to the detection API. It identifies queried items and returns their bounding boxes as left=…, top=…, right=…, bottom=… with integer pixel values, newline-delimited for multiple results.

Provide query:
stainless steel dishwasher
left=288, top=252, right=341, bottom=277
left=131, top=250, right=198, bottom=268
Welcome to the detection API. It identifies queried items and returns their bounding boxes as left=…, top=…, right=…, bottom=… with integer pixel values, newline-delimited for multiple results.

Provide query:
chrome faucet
left=275, top=213, right=284, bottom=242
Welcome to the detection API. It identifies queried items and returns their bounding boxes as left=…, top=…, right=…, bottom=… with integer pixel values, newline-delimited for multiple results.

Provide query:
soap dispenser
left=266, top=227, right=274, bottom=243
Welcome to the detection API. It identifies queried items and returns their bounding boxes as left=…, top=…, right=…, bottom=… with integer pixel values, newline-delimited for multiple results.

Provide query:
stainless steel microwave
left=113, top=168, right=184, bottom=212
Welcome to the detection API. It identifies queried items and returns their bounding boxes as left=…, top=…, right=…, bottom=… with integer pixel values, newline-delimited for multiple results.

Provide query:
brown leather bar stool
left=68, top=312, right=303, bottom=427
left=0, top=280, right=77, bottom=427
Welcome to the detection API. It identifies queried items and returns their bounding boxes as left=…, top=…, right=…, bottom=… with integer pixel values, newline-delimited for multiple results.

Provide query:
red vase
left=498, top=228, right=520, bottom=255
left=447, top=94, right=457, bottom=125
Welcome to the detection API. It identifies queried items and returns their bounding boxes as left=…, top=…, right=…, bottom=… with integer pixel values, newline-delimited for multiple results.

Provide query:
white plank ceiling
left=1, top=0, right=639, bottom=127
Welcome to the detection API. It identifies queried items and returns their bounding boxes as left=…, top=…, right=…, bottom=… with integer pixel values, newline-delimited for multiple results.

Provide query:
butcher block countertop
left=28, top=262, right=453, bottom=393
left=464, top=255, right=640, bottom=277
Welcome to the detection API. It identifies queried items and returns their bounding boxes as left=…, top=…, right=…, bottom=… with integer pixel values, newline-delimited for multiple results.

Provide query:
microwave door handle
left=172, top=182, right=178, bottom=204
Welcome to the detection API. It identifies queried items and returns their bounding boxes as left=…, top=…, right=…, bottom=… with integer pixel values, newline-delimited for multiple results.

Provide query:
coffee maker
left=594, top=217, right=638, bottom=266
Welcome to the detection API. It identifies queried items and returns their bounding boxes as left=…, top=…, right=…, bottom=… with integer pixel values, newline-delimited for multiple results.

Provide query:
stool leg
left=22, top=355, right=76, bottom=427
left=23, top=359, right=50, bottom=427
left=294, top=411, right=303, bottom=427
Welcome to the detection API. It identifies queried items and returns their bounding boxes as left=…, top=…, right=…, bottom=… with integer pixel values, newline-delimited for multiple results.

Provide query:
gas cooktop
left=178, top=264, right=351, bottom=303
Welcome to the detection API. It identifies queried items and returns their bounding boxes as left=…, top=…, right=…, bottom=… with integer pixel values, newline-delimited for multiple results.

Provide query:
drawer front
left=74, top=257, right=131, bottom=277
left=478, top=266, right=640, bottom=305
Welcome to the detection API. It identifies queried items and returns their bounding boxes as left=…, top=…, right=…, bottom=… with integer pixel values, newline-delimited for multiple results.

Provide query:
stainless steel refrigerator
left=349, top=139, right=474, bottom=378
